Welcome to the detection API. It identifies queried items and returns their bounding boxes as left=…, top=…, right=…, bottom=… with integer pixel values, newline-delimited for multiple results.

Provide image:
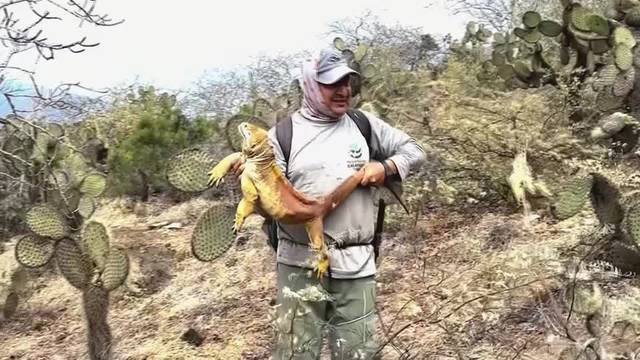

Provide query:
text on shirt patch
left=347, top=142, right=366, bottom=169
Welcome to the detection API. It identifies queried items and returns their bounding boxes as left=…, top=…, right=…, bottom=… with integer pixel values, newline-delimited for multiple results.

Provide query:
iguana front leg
left=304, top=218, right=329, bottom=278
left=233, top=174, right=258, bottom=234
left=207, top=152, right=244, bottom=187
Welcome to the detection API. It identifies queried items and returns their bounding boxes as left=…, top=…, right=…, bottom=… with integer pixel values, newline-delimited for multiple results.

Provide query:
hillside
left=3, top=189, right=634, bottom=359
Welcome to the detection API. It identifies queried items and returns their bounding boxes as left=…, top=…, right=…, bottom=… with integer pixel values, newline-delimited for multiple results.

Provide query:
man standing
left=267, top=48, right=427, bottom=359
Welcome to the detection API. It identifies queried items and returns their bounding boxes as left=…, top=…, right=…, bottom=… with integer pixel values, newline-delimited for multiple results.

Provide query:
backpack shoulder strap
left=275, top=115, right=293, bottom=175
left=347, top=109, right=372, bottom=154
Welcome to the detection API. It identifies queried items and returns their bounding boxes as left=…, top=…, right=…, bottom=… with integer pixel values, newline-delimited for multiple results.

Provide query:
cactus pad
left=77, top=196, right=96, bottom=218
left=191, top=203, right=237, bottom=262
left=571, top=7, right=592, bottom=32
left=47, top=123, right=65, bottom=139
left=522, top=11, right=541, bottom=28
left=491, top=51, right=507, bottom=67
left=361, top=64, right=377, bottom=78
left=514, top=28, right=541, bottom=43
left=594, top=64, right=620, bottom=89
left=354, top=43, right=368, bottom=62
left=15, top=234, right=55, bottom=268
left=597, top=91, right=626, bottom=111
left=49, top=170, right=72, bottom=192
left=538, top=20, right=563, bottom=37
left=616, top=45, right=634, bottom=71
left=552, top=175, right=594, bottom=220
left=81, top=221, right=110, bottom=271
left=614, top=68, right=635, bottom=96
left=55, top=237, right=93, bottom=290
left=166, top=148, right=217, bottom=193
left=625, top=6, right=640, bottom=26
left=79, top=173, right=106, bottom=197
left=25, top=204, right=66, bottom=239
left=476, top=27, right=492, bottom=42
left=513, top=61, right=532, bottom=80
left=524, top=29, right=542, bottom=44
left=590, top=173, right=624, bottom=227
left=614, top=26, right=636, bottom=48
left=634, top=44, right=640, bottom=67
left=333, top=37, right=346, bottom=51
left=100, top=247, right=129, bottom=291
left=2, top=131, right=23, bottom=153
left=627, top=202, right=640, bottom=244
left=587, top=14, right=610, bottom=36
left=31, top=132, right=57, bottom=163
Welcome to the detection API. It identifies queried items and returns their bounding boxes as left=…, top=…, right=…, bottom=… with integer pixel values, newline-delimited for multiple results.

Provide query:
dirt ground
left=0, top=196, right=623, bottom=360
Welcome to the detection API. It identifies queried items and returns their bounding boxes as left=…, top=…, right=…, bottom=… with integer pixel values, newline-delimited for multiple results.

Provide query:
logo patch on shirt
left=349, top=143, right=362, bottom=159
left=347, top=142, right=366, bottom=169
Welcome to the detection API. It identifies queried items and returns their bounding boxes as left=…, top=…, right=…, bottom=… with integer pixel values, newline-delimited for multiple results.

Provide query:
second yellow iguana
left=207, top=122, right=370, bottom=277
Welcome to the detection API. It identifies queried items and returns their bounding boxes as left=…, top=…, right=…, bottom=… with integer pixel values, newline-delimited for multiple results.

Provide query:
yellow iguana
left=207, top=122, right=369, bottom=277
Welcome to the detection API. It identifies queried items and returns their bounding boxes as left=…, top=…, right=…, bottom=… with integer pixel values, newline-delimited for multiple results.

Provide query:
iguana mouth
left=238, top=123, right=250, bottom=140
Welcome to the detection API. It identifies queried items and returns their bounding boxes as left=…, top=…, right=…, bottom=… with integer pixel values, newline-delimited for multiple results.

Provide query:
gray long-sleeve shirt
left=267, top=109, right=426, bottom=279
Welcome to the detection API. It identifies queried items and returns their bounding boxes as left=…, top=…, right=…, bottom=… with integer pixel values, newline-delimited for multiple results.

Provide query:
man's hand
left=360, top=160, right=399, bottom=186
left=231, top=159, right=245, bottom=177
left=360, top=161, right=385, bottom=186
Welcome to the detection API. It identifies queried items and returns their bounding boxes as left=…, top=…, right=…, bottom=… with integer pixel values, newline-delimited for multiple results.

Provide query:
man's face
left=318, top=75, right=352, bottom=116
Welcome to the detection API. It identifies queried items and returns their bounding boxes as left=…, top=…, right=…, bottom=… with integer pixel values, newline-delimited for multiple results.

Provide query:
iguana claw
left=314, top=254, right=329, bottom=278
left=207, top=167, right=225, bottom=187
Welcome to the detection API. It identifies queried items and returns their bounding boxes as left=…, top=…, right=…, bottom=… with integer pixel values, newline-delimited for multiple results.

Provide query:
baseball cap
left=315, top=48, right=360, bottom=85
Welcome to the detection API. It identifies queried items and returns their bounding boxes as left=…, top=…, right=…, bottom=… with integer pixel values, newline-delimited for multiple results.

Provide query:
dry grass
left=1, top=191, right=639, bottom=359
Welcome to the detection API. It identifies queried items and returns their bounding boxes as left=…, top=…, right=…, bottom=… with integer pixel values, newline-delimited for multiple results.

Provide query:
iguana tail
left=317, top=167, right=367, bottom=217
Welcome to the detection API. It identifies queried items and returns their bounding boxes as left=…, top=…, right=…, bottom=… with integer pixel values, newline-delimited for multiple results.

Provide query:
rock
left=180, top=328, right=204, bottom=347
left=147, top=221, right=170, bottom=229
left=165, top=222, right=183, bottom=230
left=133, top=201, right=148, bottom=217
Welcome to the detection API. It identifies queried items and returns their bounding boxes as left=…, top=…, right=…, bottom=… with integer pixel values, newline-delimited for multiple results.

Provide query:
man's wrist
left=382, top=159, right=397, bottom=175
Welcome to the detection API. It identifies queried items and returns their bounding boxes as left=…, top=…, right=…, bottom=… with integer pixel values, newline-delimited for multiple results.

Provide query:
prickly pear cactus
left=332, top=36, right=379, bottom=97
left=590, top=173, right=624, bottom=227
left=478, top=1, right=640, bottom=104
left=165, top=147, right=241, bottom=262
left=165, top=148, right=217, bottom=193
left=552, top=175, right=594, bottom=220
left=477, top=11, right=564, bottom=87
left=625, top=202, right=640, bottom=245
left=191, top=203, right=237, bottom=262
left=24, top=204, right=67, bottom=240
left=1, top=119, right=129, bottom=359
left=15, top=234, right=55, bottom=268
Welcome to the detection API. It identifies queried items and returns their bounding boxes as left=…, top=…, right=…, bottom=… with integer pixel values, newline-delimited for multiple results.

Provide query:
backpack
left=263, top=109, right=396, bottom=262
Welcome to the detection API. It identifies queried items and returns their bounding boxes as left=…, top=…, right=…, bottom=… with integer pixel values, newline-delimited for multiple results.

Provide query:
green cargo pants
left=272, top=263, right=380, bottom=360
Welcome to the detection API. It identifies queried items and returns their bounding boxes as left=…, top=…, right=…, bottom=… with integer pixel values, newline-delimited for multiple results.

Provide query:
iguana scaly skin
left=207, top=122, right=367, bottom=277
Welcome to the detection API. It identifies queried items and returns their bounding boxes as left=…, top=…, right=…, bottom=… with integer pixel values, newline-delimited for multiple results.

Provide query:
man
left=233, top=48, right=426, bottom=359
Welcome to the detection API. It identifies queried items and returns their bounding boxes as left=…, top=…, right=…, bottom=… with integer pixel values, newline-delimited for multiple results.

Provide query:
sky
left=8, top=0, right=471, bottom=93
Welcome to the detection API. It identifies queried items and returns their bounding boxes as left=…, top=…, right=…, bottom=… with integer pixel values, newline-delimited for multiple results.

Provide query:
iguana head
left=238, top=122, right=273, bottom=160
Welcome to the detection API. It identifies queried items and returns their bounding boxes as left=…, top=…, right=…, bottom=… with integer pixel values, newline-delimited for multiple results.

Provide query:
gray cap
left=315, top=48, right=359, bottom=85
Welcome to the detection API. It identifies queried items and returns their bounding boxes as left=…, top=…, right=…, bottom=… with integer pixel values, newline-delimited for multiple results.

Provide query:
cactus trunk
left=82, top=284, right=112, bottom=360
